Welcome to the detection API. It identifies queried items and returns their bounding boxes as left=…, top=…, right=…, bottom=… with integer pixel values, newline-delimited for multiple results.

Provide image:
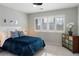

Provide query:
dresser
left=62, top=33, right=79, bottom=53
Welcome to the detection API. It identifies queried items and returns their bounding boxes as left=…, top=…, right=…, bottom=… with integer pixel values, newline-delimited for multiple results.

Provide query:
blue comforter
left=2, top=36, right=45, bottom=56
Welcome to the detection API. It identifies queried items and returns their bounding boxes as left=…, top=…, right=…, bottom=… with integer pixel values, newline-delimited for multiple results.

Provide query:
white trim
left=34, top=30, right=65, bottom=33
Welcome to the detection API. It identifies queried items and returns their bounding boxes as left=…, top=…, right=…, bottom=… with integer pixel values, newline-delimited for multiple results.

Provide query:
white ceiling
left=0, top=3, right=79, bottom=14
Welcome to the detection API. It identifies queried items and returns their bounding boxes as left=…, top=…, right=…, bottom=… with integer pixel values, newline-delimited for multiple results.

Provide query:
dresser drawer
left=68, top=40, right=73, bottom=45
left=69, top=45, right=73, bottom=50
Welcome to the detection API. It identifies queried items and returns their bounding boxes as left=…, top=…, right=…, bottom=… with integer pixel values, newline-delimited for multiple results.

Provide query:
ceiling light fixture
left=33, top=3, right=43, bottom=7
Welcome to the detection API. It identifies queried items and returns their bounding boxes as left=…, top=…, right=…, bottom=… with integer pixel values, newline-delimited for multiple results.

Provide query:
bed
left=0, top=27, right=45, bottom=56
left=1, top=36, right=45, bottom=56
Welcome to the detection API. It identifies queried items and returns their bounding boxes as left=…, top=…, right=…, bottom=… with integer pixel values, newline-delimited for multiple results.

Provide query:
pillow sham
left=10, top=31, right=19, bottom=38
left=18, top=31, right=25, bottom=37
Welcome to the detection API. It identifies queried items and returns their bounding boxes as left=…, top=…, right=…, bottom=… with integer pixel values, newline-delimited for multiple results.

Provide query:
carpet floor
left=0, top=45, right=79, bottom=56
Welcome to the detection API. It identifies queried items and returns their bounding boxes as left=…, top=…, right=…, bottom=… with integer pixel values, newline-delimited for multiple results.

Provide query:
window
left=35, top=17, right=41, bottom=30
left=41, top=17, right=48, bottom=30
left=34, top=15, right=65, bottom=32
left=55, top=16, right=65, bottom=32
left=48, top=16, right=55, bottom=31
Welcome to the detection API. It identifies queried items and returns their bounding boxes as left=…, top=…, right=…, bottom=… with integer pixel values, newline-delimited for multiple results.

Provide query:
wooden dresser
left=62, top=34, right=79, bottom=53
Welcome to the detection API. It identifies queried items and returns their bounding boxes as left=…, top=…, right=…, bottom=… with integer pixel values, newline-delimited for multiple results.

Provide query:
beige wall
left=27, top=7, right=78, bottom=46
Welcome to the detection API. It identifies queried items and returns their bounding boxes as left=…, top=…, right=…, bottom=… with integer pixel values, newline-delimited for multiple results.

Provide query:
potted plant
left=66, top=22, right=74, bottom=36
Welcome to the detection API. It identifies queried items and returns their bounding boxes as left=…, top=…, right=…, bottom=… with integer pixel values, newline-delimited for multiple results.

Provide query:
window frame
left=34, top=15, right=65, bottom=33
left=54, top=15, right=65, bottom=33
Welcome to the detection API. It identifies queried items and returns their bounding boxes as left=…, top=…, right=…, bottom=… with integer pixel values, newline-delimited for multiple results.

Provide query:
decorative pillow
left=10, top=31, right=19, bottom=38
left=7, top=31, right=11, bottom=38
left=18, top=31, right=25, bottom=37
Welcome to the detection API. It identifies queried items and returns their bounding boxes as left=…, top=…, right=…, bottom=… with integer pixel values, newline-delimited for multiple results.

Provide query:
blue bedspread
left=2, top=36, right=45, bottom=56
